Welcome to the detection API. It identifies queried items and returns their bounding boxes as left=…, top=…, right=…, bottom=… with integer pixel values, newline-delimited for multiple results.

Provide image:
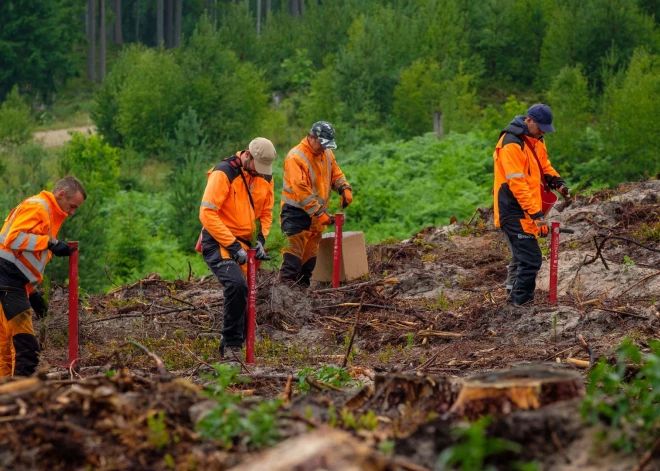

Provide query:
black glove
left=254, top=241, right=271, bottom=261
left=226, top=240, right=247, bottom=265
left=530, top=211, right=549, bottom=237
left=29, top=292, right=48, bottom=319
left=558, top=185, right=570, bottom=198
left=48, top=238, right=76, bottom=257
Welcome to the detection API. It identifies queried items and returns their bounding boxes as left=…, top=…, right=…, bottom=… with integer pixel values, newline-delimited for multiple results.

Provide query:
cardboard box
left=312, top=231, right=369, bottom=282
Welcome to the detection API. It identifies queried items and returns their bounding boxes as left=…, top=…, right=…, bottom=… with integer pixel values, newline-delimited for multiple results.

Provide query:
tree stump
left=449, top=366, right=585, bottom=420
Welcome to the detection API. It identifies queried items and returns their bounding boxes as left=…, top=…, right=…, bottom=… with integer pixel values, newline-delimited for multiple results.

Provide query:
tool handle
left=559, top=228, right=575, bottom=234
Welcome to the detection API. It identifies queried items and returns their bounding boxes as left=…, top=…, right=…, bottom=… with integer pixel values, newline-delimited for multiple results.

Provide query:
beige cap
left=248, top=137, right=276, bottom=175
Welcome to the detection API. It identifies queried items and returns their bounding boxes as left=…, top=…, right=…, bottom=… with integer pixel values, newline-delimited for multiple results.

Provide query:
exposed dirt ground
left=1, top=179, right=659, bottom=470
left=33, top=126, right=95, bottom=148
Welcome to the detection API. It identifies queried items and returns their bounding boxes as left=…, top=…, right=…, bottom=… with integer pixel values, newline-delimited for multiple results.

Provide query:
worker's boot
left=219, top=341, right=243, bottom=361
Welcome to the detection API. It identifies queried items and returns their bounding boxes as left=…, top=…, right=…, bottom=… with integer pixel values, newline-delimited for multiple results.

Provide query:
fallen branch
left=632, top=436, right=660, bottom=471
left=313, top=280, right=377, bottom=294
left=108, top=341, right=171, bottom=378
left=231, top=349, right=253, bottom=375
left=620, top=271, right=660, bottom=297
left=416, top=329, right=462, bottom=339
left=342, top=294, right=364, bottom=368
left=593, top=307, right=649, bottom=320
left=565, top=358, right=590, bottom=368
left=316, top=303, right=391, bottom=310
left=551, top=431, right=572, bottom=464
left=578, top=334, right=596, bottom=368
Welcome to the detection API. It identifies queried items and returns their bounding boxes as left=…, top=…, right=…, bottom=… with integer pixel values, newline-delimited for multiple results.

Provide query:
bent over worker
left=199, top=138, right=276, bottom=359
left=280, top=121, right=352, bottom=287
left=0, top=177, right=85, bottom=376
left=493, top=104, right=569, bottom=306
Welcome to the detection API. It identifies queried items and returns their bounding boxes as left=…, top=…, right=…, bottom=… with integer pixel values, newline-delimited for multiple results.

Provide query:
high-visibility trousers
left=0, top=303, right=39, bottom=377
left=280, top=230, right=323, bottom=287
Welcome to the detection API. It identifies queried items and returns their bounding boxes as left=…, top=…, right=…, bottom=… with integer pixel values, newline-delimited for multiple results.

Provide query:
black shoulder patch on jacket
left=502, top=132, right=524, bottom=150
left=212, top=156, right=241, bottom=184
left=257, top=174, right=273, bottom=183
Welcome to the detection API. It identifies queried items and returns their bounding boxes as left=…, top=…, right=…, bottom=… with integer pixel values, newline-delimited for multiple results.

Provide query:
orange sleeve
left=498, top=144, right=541, bottom=215
left=284, top=156, right=323, bottom=217
left=2, top=203, right=51, bottom=252
left=199, top=171, right=237, bottom=247
left=259, top=179, right=274, bottom=239
left=329, top=152, right=349, bottom=193
left=538, top=142, right=560, bottom=178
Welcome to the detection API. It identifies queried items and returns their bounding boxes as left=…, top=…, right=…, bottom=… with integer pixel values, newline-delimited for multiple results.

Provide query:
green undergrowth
left=297, top=365, right=358, bottom=393
left=197, top=364, right=282, bottom=450
left=255, top=333, right=324, bottom=366
left=581, top=339, right=660, bottom=452
left=437, top=417, right=539, bottom=471
left=96, top=336, right=221, bottom=371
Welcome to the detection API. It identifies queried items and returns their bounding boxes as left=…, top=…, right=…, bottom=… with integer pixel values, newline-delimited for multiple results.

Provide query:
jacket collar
left=40, top=191, right=69, bottom=223
left=300, top=137, right=324, bottom=157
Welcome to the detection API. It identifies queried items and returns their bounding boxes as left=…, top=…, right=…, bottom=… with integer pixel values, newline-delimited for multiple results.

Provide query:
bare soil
left=2, top=179, right=660, bottom=470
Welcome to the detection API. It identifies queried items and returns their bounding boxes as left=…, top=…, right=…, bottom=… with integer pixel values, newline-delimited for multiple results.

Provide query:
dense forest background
left=1, top=0, right=660, bottom=293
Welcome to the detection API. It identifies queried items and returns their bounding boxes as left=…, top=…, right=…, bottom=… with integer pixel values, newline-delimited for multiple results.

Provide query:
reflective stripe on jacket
left=280, top=138, right=350, bottom=233
left=493, top=125, right=561, bottom=236
left=0, top=191, right=68, bottom=290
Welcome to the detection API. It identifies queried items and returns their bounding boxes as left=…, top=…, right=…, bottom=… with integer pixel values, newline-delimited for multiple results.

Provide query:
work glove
left=340, top=187, right=353, bottom=209
left=48, top=238, right=77, bottom=257
left=226, top=240, right=247, bottom=265
left=29, top=292, right=48, bottom=319
left=558, top=185, right=570, bottom=198
left=316, top=213, right=334, bottom=227
left=530, top=211, right=549, bottom=238
left=254, top=241, right=271, bottom=261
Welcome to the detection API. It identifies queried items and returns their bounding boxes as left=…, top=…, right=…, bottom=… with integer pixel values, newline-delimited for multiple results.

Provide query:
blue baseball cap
left=527, top=104, right=555, bottom=133
left=310, top=121, right=337, bottom=149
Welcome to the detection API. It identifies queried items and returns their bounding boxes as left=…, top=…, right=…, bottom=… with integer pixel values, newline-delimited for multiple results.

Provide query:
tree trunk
left=256, top=0, right=261, bottom=36
left=156, top=0, right=164, bottom=46
left=265, top=0, right=271, bottom=16
left=166, top=0, right=174, bottom=48
left=290, top=0, right=299, bottom=18
left=113, top=0, right=123, bottom=45
left=135, top=0, right=140, bottom=42
left=298, top=0, right=304, bottom=17
left=174, top=0, right=182, bottom=47
left=87, top=0, right=96, bottom=81
left=99, top=0, right=106, bottom=83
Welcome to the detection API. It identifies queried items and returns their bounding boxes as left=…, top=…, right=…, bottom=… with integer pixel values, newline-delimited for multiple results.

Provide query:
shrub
left=0, top=87, right=33, bottom=148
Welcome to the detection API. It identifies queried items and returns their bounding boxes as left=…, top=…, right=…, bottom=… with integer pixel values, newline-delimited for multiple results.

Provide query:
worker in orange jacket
left=493, top=104, right=569, bottom=306
left=280, top=121, right=352, bottom=287
left=0, top=177, right=86, bottom=376
left=199, top=138, right=276, bottom=359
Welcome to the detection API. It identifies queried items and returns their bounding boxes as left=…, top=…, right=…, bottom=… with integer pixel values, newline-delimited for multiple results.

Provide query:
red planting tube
left=246, top=248, right=257, bottom=364
left=68, top=241, right=79, bottom=366
left=548, top=222, right=560, bottom=304
left=332, top=214, right=344, bottom=288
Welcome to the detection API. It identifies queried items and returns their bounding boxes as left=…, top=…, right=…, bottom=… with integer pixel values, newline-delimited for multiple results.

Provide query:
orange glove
left=340, top=188, right=353, bottom=209
left=531, top=212, right=549, bottom=238
left=316, top=213, right=335, bottom=226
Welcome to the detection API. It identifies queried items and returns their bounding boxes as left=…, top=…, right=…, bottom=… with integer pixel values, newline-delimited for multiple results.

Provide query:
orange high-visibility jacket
left=493, top=128, right=561, bottom=236
left=0, top=191, right=68, bottom=291
left=200, top=154, right=274, bottom=250
left=281, top=138, right=350, bottom=233
left=248, top=173, right=274, bottom=241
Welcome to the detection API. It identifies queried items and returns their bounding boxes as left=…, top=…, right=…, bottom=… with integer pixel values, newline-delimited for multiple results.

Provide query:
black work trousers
left=501, top=226, right=542, bottom=305
left=203, top=255, right=247, bottom=347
